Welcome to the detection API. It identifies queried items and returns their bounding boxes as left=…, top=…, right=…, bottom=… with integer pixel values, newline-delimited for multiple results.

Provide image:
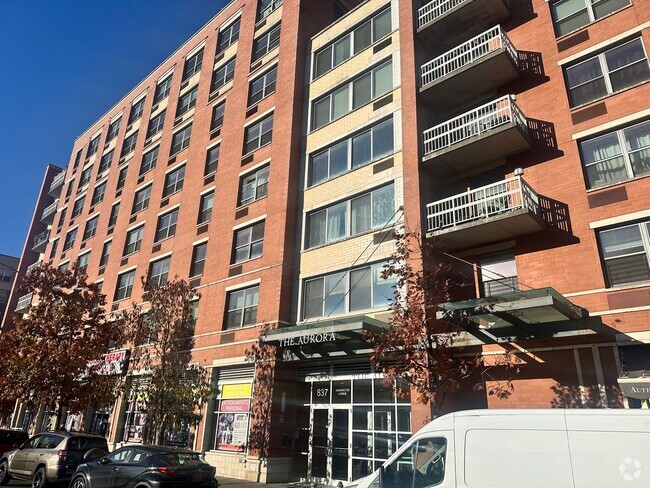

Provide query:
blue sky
left=0, top=0, right=229, bottom=258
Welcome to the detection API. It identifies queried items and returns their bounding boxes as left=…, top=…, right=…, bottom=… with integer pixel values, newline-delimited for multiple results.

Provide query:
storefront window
left=124, top=400, right=146, bottom=443
left=90, top=406, right=111, bottom=437
left=214, top=383, right=252, bottom=451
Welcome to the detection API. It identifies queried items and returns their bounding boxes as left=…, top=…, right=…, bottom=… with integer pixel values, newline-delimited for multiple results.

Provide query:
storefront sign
left=278, top=332, right=336, bottom=348
left=220, top=399, right=250, bottom=413
left=618, top=377, right=650, bottom=399
left=221, top=383, right=252, bottom=399
left=85, top=349, right=130, bottom=377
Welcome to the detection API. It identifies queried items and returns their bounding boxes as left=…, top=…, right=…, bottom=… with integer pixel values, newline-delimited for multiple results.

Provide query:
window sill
left=162, top=188, right=183, bottom=199
left=570, top=79, right=650, bottom=112
left=309, top=89, right=395, bottom=134
left=231, top=255, right=263, bottom=267
left=554, top=4, right=634, bottom=42
left=121, top=250, right=141, bottom=259
left=605, top=280, right=650, bottom=294
left=197, top=219, right=211, bottom=226
left=246, top=90, right=276, bottom=111
left=586, top=172, right=650, bottom=193
left=300, top=305, right=391, bottom=324
left=242, top=140, right=272, bottom=159
left=303, top=223, right=397, bottom=253
left=169, top=146, right=189, bottom=159
left=306, top=151, right=396, bottom=190
left=153, top=235, right=175, bottom=245
left=236, top=195, right=267, bottom=210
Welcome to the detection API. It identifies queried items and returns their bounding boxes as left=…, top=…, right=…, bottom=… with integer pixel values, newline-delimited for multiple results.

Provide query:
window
left=306, top=183, right=395, bottom=248
left=78, top=252, right=90, bottom=272
left=146, top=110, right=166, bottom=139
left=123, top=225, right=144, bottom=256
left=211, top=58, right=236, bottom=93
left=91, top=182, right=106, bottom=206
left=566, top=38, right=650, bottom=107
left=598, top=220, right=650, bottom=286
left=303, top=262, right=395, bottom=319
left=132, top=185, right=151, bottom=214
left=210, top=102, right=226, bottom=131
left=57, top=207, right=67, bottom=228
left=244, top=113, right=273, bottom=154
left=252, top=24, right=280, bottom=62
left=183, top=48, right=204, bottom=81
left=114, top=270, right=136, bottom=301
left=384, top=438, right=447, bottom=487
left=258, top=0, right=282, bottom=21
left=65, top=181, right=74, bottom=199
left=121, top=132, right=138, bottom=157
left=86, top=134, right=101, bottom=160
left=155, top=209, right=179, bottom=242
left=153, top=76, right=172, bottom=103
left=128, top=98, right=146, bottom=125
left=107, top=117, right=121, bottom=142
left=63, top=228, right=78, bottom=251
left=108, top=202, right=120, bottom=228
left=551, top=0, right=631, bottom=37
left=314, top=8, right=391, bottom=78
left=71, top=196, right=85, bottom=218
left=49, top=238, right=59, bottom=259
left=239, top=166, right=269, bottom=205
left=163, top=166, right=185, bottom=197
left=205, top=145, right=220, bottom=176
left=148, top=256, right=171, bottom=288
left=98, top=150, right=114, bottom=174
left=248, top=66, right=277, bottom=105
left=190, top=242, right=207, bottom=277
left=312, top=59, right=393, bottom=130
left=217, top=18, right=240, bottom=53
left=116, top=166, right=128, bottom=191
left=176, top=86, right=198, bottom=118
left=233, top=221, right=265, bottom=263
left=225, top=285, right=259, bottom=328
left=479, top=254, right=518, bottom=296
left=198, top=191, right=214, bottom=224
left=83, top=216, right=99, bottom=241
left=213, top=383, right=252, bottom=451
left=581, top=119, right=650, bottom=188
left=309, top=118, right=394, bottom=186
left=79, top=167, right=93, bottom=188
left=99, top=241, right=112, bottom=267
left=73, top=149, right=83, bottom=171
left=140, top=147, right=159, bottom=175
left=58, top=262, right=69, bottom=273
left=170, top=124, right=192, bottom=155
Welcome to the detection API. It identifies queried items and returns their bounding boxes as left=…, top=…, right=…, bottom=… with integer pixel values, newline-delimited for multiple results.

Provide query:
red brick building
left=4, top=0, right=650, bottom=485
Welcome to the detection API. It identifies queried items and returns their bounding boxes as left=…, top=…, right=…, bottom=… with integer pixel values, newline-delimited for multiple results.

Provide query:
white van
left=347, top=409, right=650, bottom=488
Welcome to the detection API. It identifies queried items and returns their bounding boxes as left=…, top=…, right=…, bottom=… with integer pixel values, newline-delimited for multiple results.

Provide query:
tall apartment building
left=0, top=254, right=20, bottom=320
left=4, top=0, right=650, bottom=484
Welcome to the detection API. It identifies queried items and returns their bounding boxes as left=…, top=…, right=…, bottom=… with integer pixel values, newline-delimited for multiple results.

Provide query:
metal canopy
left=436, top=287, right=592, bottom=338
left=260, top=316, right=389, bottom=360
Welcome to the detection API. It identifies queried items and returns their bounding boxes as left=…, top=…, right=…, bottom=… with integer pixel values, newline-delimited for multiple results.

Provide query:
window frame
left=224, top=285, right=259, bottom=329
left=205, top=145, right=220, bottom=176
left=98, top=150, right=114, bottom=174
left=183, top=48, right=204, bottom=81
left=248, top=66, right=277, bottom=106
left=116, top=166, right=128, bottom=191
left=233, top=221, right=265, bottom=264
left=198, top=191, right=214, bottom=224
left=210, top=102, right=226, bottom=132
left=146, top=110, right=166, bottom=139
left=170, top=124, right=192, bottom=156
left=86, top=134, right=101, bottom=160
left=243, top=113, right=274, bottom=154
left=99, top=240, right=112, bottom=267
left=123, top=225, right=145, bottom=256
left=252, top=23, right=281, bottom=62
left=155, top=208, right=179, bottom=242
left=162, top=165, right=186, bottom=198
left=550, top=0, right=632, bottom=38
left=211, top=58, right=236, bottom=93
left=107, top=117, right=121, bottom=142
left=79, top=167, right=93, bottom=188
left=131, top=184, right=152, bottom=215
left=114, top=269, right=136, bottom=301
left=217, top=18, right=241, bottom=53
left=82, top=215, right=99, bottom=241
left=71, top=196, right=85, bottom=219
left=176, top=86, right=198, bottom=118
left=257, top=0, right=282, bottom=21
left=140, top=146, right=159, bottom=176
left=121, top=132, right=138, bottom=157
left=63, top=228, right=78, bottom=251
left=239, top=165, right=269, bottom=206
left=153, top=76, right=173, bottom=104
left=128, top=98, right=146, bottom=125
left=597, top=220, right=650, bottom=287
left=190, top=242, right=208, bottom=277
left=108, top=202, right=120, bottom=228
left=90, top=181, right=107, bottom=207
left=148, top=256, right=171, bottom=288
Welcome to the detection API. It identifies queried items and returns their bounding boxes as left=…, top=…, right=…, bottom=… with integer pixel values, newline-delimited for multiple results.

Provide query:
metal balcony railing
left=421, top=25, right=518, bottom=87
left=426, top=176, right=540, bottom=232
left=26, top=260, right=42, bottom=274
left=418, top=0, right=465, bottom=28
left=32, top=229, right=50, bottom=251
left=15, top=293, right=33, bottom=313
left=48, top=171, right=65, bottom=196
left=422, top=95, right=527, bottom=157
left=41, top=200, right=59, bottom=223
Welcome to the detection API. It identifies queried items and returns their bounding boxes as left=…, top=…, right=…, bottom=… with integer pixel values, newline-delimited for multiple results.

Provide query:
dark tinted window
left=158, top=452, right=207, bottom=467
left=67, top=436, right=109, bottom=452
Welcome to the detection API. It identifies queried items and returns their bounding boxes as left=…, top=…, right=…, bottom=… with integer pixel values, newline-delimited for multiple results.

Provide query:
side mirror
left=97, top=457, right=112, bottom=465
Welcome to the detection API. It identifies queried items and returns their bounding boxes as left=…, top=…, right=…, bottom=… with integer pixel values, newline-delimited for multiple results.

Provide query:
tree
left=0, top=262, right=126, bottom=429
left=125, top=277, right=216, bottom=445
left=365, top=230, right=519, bottom=417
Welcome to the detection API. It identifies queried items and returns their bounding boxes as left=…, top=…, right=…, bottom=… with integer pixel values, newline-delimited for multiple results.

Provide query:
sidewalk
left=218, top=477, right=335, bottom=488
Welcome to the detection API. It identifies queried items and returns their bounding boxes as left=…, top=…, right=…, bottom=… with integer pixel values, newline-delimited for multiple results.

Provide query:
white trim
left=165, top=159, right=187, bottom=174
left=172, top=118, right=193, bottom=133
left=573, top=108, right=650, bottom=140
left=132, top=88, right=148, bottom=105
left=134, top=180, right=153, bottom=193
left=111, top=199, right=122, bottom=207
left=592, top=345, right=609, bottom=406
left=95, top=278, right=105, bottom=284
left=589, top=209, right=650, bottom=229
left=66, top=224, right=79, bottom=233
left=218, top=8, right=242, bottom=31
left=82, top=160, right=94, bottom=172
left=126, top=221, right=146, bottom=233
left=118, top=265, right=138, bottom=274
left=157, top=66, right=175, bottom=82
left=149, top=251, right=173, bottom=263
left=157, top=203, right=180, bottom=217
left=200, top=186, right=216, bottom=196
left=616, top=331, right=650, bottom=344
left=248, top=58, right=279, bottom=81
left=224, top=278, right=261, bottom=292
left=193, top=236, right=210, bottom=246
left=86, top=211, right=101, bottom=221
left=58, top=259, right=71, bottom=268
left=233, top=214, right=267, bottom=231
left=206, top=139, right=222, bottom=151
left=78, top=248, right=92, bottom=257
left=243, top=107, right=275, bottom=128
left=557, top=22, right=650, bottom=66
left=591, top=304, right=650, bottom=316
left=573, top=349, right=587, bottom=406
left=90, top=127, right=103, bottom=139
left=110, top=110, right=124, bottom=123
left=103, top=237, right=114, bottom=244
left=565, top=280, right=650, bottom=297
left=143, top=141, right=161, bottom=154
left=184, top=39, right=207, bottom=59
left=239, top=158, right=271, bottom=177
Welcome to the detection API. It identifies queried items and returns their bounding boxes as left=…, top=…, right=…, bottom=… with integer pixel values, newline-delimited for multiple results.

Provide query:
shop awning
left=436, top=287, right=598, bottom=339
left=618, top=372, right=650, bottom=400
left=260, top=316, right=389, bottom=359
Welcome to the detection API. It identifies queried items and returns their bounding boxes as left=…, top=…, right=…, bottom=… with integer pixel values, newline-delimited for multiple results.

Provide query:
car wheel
left=32, top=467, right=48, bottom=488
left=0, top=461, right=11, bottom=485
left=71, top=475, right=87, bottom=488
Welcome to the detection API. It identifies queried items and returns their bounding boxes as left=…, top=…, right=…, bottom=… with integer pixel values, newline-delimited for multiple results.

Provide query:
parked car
left=0, top=431, right=107, bottom=487
left=70, top=445, right=218, bottom=488
left=0, top=429, right=28, bottom=458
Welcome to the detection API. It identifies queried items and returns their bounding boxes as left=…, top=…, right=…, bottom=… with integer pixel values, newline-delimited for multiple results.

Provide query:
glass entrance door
left=309, top=406, right=351, bottom=485
left=331, top=408, right=349, bottom=481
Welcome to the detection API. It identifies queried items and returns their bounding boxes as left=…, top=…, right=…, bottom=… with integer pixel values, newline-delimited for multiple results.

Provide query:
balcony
left=418, top=0, right=510, bottom=46
left=15, top=293, right=33, bottom=313
left=421, top=95, right=531, bottom=178
left=26, top=260, right=42, bottom=274
left=48, top=171, right=65, bottom=197
left=40, top=200, right=59, bottom=225
left=420, top=26, right=520, bottom=109
left=426, top=176, right=545, bottom=250
left=32, top=229, right=50, bottom=253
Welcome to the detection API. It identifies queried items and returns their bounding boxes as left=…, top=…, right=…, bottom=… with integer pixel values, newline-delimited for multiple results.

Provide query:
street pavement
left=9, top=477, right=316, bottom=487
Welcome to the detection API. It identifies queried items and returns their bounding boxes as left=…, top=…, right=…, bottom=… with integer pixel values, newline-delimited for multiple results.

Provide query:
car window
left=158, top=452, right=207, bottom=467
left=35, top=435, right=54, bottom=449
left=383, top=437, right=447, bottom=488
left=22, top=435, right=42, bottom=449
left=68, top=437, right=109, bottom=451
left=45, top=435, right=65, bottom=449
left=129, top=449, right=152, bottom=466
left=108, top=448, right=133, bottom=464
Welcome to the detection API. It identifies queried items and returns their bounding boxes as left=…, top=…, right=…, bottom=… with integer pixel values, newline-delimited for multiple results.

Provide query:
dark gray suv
left=0, top=431, right=107, bottom=487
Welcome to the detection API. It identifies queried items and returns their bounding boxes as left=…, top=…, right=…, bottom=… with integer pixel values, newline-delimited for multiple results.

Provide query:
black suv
left=0, top=431, right=107, bottom=487
left=0, top=429, right=28, bottom=458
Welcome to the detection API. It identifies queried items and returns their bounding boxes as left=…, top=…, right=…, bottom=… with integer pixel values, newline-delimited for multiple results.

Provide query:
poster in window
left=216, top=411, right=249, bottom=451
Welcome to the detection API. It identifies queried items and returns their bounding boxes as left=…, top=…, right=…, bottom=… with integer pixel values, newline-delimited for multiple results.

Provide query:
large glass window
left=258, top=0, right=282, bottom=21
left=155, top=209, right=178, bottom=242
left=107, top=117, right=121, bottom=142
left=309, top=118, right=393, bottom=186
left=123, top=225, right=144, bottom=256
left=86, top=134, right=101, bottom=160
left=211, top=58, right=236, bottom=93
left=314, top=8, right=391, bottom=78
left=382, top=437, right=447, bottom=487
left=198, top=191, right=214, bottom=224
left=71, top=196, right=85, bottom=218
left=211, top=102, right=226, bottom=131
left=598, top=220, right=650, bottom=286
left=99, top=240, right=112, bottom=267
left=90, top=181, right=106, bottom=206
left=239, top=166, right=269, bottom=206
left=146, top=110, right=166, bottom=139
left=581, top=119, right=650, bottom=188
left=131, top=185, right=151, bottom=214
left=205, top=145, right=220, bottom=176
left=244, top=114, right=273, bottom=154
left=79, top=167, right=92, bottom=188
left=63, top=228, right=77, bottom=251
left=248, top=67, right=277, bottom=106
left=98, top=150, right=114, bottom=174
left=217, top=18, right=240, bottom=53
left=114, top=269, right=136, bottom=301
left=183, top=48, right=204, bottom=81
left=190, top=242, right=208, bottom=277
left=225, top=286, right=259, bottom=328
left=163, top=166, right=185, bottom=197
left=565, top=38, right=650, bottom=107
left=170, top=124, right=192, bottom=155
left=306, top=184, right=395, bottom=248
left=233, top=221, right=265, bottom=263
left=82, top=215, right=99, bottom=241
left=108, top=202, right=120, bottom=228
left=303, top=262, right=395, bottom=320
left=140, top=146, right=159, bottom=175
left=551, top=0, right=631, bottom=37
left=128, top=97, right=146, bottom=125
left=116, top=166, right=128, bottom=191
left=148, top=256, right=171, bottom=288
left=213, top=382, right=252, bottom=452
left=153, top=75, right=173, bottom=104
left=121, top=132, right=138, bottom=157
left=176, top=86, right=198, bottom=118
left=252, top=23, right=280, bottom=61
left=312, top=59, right=393, bottom=130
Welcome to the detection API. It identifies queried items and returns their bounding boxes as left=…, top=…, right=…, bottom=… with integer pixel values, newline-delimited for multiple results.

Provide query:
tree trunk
left=54, top=407, right=64, bottom=431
